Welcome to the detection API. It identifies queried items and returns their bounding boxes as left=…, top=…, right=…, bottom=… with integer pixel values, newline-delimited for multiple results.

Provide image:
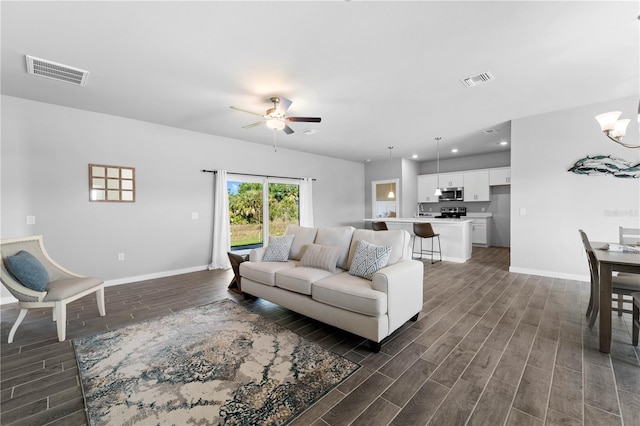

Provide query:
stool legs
left=412, top=235, right=441, bottom=264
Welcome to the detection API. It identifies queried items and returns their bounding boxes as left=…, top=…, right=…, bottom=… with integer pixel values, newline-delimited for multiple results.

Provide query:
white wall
left=401, top=158, right=419, bottom=218
left=1, top=96, right=365, bottom=301
left=510, top=96, right=640, bottom=280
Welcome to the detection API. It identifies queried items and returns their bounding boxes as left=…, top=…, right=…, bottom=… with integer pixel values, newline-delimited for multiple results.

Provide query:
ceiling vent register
left=25, top=55, right=89, bottom=86
left=461, top=72, right=494, bottom=88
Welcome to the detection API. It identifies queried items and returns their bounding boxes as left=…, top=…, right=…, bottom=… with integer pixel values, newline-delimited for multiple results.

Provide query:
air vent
left=299, top=129, right=319, bottom=135
left=461, top=72, right=494, bottom=88
left=25, top=55, right=89, bottom=86
left=483, top=128, right=498, bottom=134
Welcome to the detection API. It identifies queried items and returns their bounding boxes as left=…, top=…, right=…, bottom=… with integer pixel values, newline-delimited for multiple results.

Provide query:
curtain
left=209, top=170, right=231, bottom=270
left=299, top=177, right=314, bottom=227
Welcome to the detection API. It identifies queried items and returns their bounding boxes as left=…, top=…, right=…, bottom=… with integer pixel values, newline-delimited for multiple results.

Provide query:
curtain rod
left=201, top=170, right=316, bottom=181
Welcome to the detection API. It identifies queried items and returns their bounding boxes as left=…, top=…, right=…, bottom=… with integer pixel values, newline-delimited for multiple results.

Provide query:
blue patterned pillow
left=262, top=235, right=295, bottom=262
left=349, top=240, right=392, bottom=280
left=5, top=250, right=49, bottom=291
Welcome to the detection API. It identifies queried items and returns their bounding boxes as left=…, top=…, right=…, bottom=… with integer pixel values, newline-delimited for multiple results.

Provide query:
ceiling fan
left=230, top=97, right=321, bottom=134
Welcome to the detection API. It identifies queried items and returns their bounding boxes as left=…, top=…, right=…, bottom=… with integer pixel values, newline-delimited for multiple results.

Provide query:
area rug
left=73, top=299, right=359, bottom=425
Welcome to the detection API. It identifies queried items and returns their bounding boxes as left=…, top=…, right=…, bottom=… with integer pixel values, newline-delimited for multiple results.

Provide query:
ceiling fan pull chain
left=273, top=130, right=277, bottom=152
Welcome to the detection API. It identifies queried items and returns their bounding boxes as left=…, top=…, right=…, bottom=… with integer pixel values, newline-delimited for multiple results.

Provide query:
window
left=228, top=175, right=300, bottom=250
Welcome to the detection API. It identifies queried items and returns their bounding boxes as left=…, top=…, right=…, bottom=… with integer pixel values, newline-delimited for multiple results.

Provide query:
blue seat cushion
left=6, top=250, right=49, bottom=292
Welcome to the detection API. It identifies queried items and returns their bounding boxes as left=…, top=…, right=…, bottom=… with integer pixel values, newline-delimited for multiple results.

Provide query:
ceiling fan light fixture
left=266, top=119, right=285, bottom=131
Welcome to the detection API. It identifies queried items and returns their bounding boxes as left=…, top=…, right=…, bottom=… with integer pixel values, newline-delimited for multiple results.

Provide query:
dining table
left=591, top=241, right=640, bottom=353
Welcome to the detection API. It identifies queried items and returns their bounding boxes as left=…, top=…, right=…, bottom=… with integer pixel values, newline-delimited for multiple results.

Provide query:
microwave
left=438, top=187, right=463, bottom=201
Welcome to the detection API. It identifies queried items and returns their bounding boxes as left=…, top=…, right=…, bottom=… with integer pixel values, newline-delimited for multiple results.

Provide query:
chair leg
left=586, top=279, right=594, bottom=318
left=8, top=308, right=28, bottom=344
left=97, top=286, right=106, bottom=316
left=617, top=294, right=623, bottom=316
left=633, top=298, right=639, bottom=346
left=588, top=286, right=599, bottom=329
left=55, top=301, right=67, bottom=342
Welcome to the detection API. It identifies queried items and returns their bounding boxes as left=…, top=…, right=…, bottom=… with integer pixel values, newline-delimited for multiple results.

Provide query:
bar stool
left=372, top=221, right=388, bottom=231
left=412, top=222, right=441, bottom=263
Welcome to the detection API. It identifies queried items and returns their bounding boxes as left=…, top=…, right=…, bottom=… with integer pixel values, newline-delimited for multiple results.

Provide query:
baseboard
left=508, top=266, right=589, bottom=282
left=0, top=264, right=213, bottom=305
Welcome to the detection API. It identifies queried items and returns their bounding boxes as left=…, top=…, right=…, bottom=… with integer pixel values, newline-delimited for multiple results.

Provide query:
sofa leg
left=369, top=340, right=382, bottom=353
left=243, top=292, right=256, bottom=300
left=410, top=312, right=420, bottom=321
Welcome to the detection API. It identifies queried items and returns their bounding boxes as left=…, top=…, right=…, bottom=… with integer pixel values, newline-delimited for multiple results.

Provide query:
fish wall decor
left=568, top=155, right=640, bottom=179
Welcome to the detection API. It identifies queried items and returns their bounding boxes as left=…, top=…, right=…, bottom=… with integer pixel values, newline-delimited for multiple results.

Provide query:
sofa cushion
left=312, top=273, right=387, bottom=316
left=314, top=226, right=355, bottom=270
left=285, top=225, right=318, bottom=260
left=348, top=240, right=392, bottom=280
left=262, top=235, right=294, bottom=262
left=5, top=250, right=49, bottom=292
left=240, top=260, right=299, bottom=287
left=299, top=244, right=341, bottom=273
left=275, top=267, right=337, bottom=295
left=347, top=229, right=408, bottom=268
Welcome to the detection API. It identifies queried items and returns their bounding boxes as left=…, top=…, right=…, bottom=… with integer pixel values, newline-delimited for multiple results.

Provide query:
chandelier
left=594, top=101, right=640, bottom=149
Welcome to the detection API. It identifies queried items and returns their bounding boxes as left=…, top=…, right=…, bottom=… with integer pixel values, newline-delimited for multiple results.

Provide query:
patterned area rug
left=74, top=299, right=359, bottom=425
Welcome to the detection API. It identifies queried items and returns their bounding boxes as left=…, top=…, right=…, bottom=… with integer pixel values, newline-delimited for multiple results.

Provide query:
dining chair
left=1, top=235, right=105, bottom=343
left=413, top=222, right=442, bottom=263
left=372, top=221, right=388, bottom=231
left=619, top=226, right=640, bottom=245
left=579, top=229, right=640, bottom=329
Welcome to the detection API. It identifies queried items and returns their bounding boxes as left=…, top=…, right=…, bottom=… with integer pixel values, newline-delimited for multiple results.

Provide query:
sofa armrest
left=371, top=259, right=424, bottom=333
left=249, top=247, right=266, bottom=262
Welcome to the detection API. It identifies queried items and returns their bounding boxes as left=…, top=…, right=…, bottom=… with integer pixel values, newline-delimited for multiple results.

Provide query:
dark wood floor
left=1, top=247, right=639, bottom=425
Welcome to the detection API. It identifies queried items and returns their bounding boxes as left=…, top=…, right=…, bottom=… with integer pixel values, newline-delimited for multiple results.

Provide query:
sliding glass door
left=228, top=175, right=300, bottom=250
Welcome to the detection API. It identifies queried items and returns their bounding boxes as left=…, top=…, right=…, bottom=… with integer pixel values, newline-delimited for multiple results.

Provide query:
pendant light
left=434, top=137, right=442, bottom=196
left=387, top=146, right=395, bottom=199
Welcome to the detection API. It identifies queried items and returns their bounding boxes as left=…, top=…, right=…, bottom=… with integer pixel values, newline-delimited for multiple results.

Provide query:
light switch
left=26, top=215, right=36, bottom=225
left=519, top=208, right=527, bottom=216
left=192, top=212, right=199, bottom=220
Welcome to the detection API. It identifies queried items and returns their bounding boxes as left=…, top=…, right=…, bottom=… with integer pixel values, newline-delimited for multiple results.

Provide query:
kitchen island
left=365, top=217, right=472, bottom=263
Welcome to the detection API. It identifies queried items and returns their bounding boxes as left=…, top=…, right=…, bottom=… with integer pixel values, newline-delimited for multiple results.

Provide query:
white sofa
left=239, top=225, right=424, bottom=352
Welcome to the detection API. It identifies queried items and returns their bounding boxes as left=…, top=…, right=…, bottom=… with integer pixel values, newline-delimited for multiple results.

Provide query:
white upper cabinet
left=463, top=171, right=490, bottom=202
left=438, top=172, right=463, bottom=188
left=417, top=174, right=440, bottom=203
left=489, top=167, right=511, bottom=186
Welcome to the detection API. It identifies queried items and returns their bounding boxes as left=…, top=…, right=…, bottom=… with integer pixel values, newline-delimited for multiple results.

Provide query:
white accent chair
left=1, top=235, right=105, bottom=343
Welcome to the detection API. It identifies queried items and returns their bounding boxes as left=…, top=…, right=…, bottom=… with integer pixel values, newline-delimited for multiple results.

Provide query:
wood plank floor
left=1, top=247, right=638, bottom=425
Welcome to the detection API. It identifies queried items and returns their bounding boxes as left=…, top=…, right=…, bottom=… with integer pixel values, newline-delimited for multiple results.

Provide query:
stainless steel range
left=436, top=207, right=466, bottom=219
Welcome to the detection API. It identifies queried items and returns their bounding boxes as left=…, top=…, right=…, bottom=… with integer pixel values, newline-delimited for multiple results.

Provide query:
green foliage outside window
left=229, top=182, right=299, bottom=247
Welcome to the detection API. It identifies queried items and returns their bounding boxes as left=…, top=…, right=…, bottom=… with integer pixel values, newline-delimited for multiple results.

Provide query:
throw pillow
left=262, top=235, right=295, bottom=262
left=349, top=240, right=392, bottom=280
left=5, top=250, right=49, bottom=292
left=300, top=244, right=341, bottom=273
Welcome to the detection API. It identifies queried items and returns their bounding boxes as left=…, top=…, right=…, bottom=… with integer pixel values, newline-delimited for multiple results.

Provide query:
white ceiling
left=1, top=1, right=638, bottom=162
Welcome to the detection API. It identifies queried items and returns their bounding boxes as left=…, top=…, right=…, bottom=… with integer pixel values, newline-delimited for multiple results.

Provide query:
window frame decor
left=88, top=164, right=136, bottom=202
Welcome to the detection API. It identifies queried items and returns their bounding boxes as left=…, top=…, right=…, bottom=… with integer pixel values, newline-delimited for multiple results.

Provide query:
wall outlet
left=519, top=207, right=527, bottom=216
left=26, top=215, right=36, bottom=225
left=191, top=212, right=199, bottom=220
left=481, top=207, right=486, bottom=212
left=118, top=253, right=125, bottom=261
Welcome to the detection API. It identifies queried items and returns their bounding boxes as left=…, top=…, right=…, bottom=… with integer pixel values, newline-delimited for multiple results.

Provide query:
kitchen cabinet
left=438, top=172, right=463, bottom=188
left=463, top=171, right=490, bottom=202
left=490, top=167, right=511, bottom=186
left=417, top=174, right=440, bottom=203
left=471, top=218, right=489, bottom=246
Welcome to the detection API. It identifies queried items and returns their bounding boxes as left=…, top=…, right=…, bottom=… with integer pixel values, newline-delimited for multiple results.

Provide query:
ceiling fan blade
left=242, top=121, right=265, bottom=129
left=282, top=124, right=294, bottom=135
left=286, top=117, right=322, bottom=123
left=275, top=97, right=293, bottom=115
left=230, top=106, right=265, bottom=117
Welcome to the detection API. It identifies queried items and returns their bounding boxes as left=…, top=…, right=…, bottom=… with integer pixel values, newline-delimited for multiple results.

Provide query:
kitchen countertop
left=366, top=217, right=472, bottom=224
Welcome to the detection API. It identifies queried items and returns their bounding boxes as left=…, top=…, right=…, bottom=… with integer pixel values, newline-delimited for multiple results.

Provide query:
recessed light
left=483, top=128, right=498, bottom=134
left=411, top=154, right=418, bottom=159
left=451, top=148, right=459, bottom=153
left=499, top=141, right=509, bottom=146
left=365, top=159, right=371, bottom=163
